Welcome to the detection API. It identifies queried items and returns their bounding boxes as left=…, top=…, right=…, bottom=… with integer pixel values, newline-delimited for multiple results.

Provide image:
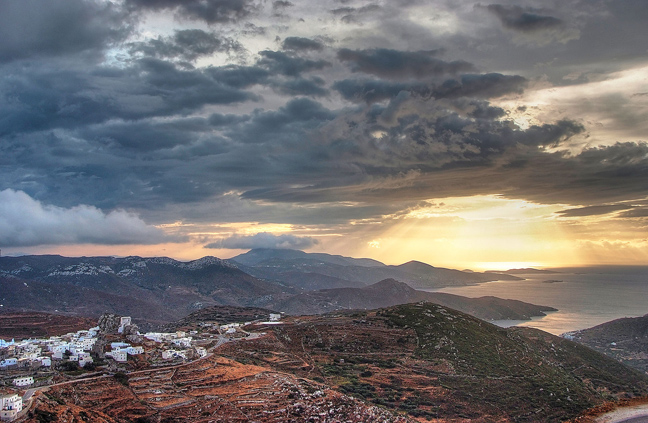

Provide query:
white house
left=194, top=347, right=207, bottom=358
left=0, top=393, right=22, bottom=422
left=39, top=357, right=52, bottom=367
left=0, top=339, right=15, bottom=348
left=12, top=376, right=33, bottom=387
left=110, top=342, right=130, bottom=350
left=0, top=358, right=17, bottom=368
left=107, top=350, right=127, bottom=362
left=269, top=313, right=282, bottom=322
left=125, top=346, right=144, bottom=355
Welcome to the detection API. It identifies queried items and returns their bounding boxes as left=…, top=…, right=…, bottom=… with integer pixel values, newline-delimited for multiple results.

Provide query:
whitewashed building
left=0, top=394, right=22, bottom=422
left=12, top=376, right=33, bottom=387
left=107, top=350, right=127, bottom=362
left=0, top=358, right=17, bottom=368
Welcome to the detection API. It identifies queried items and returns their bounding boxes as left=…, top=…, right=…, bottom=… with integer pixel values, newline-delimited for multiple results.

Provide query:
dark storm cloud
left=619, top=208, right=648, bottom=218
left=77, top=118, right=213, bottom=152
left=129, top=29, right=242, bottom=62
left=282, top=37, right=325, bottom=52
left=484, top=4, right=564, bottom=33
left=333, top=73, right=526, bottom=103
left=271, top=77, right=329, bottom=97
left=205, top=232, right=318, bottom=249
left=556, top=204, right=634, bottom=217
left=337, top=48, right=475, bottom=78
left=333, top=79, right=410, bottom=103
left=125, top=0, right=257, bottom=24
left=0, top=0, right=132, bottom=63
left=0, top=59, right=259, bottom=136
left=257, top=50, right=331, bottom=77
left=226, top=97, right=337, bottom=144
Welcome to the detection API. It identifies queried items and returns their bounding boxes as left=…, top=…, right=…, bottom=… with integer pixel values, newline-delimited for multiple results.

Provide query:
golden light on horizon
left=354, top=195, right=584, bottom=269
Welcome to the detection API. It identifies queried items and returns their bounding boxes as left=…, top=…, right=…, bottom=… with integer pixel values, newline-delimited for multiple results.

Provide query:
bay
left=429, top=266, right=648, bottom=335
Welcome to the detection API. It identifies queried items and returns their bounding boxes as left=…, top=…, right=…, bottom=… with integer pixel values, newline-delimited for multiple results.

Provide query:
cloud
left=125, top=0, right=257, bottom=24
left=282, top=37, right=325, bottom=52
left=0, top=58, right=260, bottom=136
left=129, top=29, right=241, bottom=62
left=556, top=204, right=634, bottom=217
left=0, top=0, right=132, bottom=63
left=270, top=76, right=329, bottom=97
left=257, top=50, right=331, bottom=77
left=337, top=48, right=475, bottom=78
left=481, top=4, right=579, bottom=45
left=333, top=73, right=527, bottom=103
left=619, top=208, right=648, bottom=218
left=331, top=4, right=381, bottom=24
left=204, top=232, right=318, bottom=249
left=484, top=4, right=564, bottom=33
left=0, top=189, right=179, bottom=247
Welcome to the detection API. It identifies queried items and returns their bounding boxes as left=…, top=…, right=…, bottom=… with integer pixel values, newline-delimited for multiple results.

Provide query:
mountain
left=0, top=255, right=292, bottom=325
left=567, top=314, right=648, bottom=373
left=269, top=278, right=556, bottom=320
left=232, top=247, right=385, bottom=267
left=231, top=248, right=521, bottom=290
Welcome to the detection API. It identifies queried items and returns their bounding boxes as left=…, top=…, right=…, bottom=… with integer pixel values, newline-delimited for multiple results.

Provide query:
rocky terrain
left=17, top=303, right=648, bottom=423
left=0, top=255, right=293, bottom=326
left=567, top=314, right=648, bottom=373
left=25, top=356, right=413, bottom=423
left=217, top=304, right=648, bottom=422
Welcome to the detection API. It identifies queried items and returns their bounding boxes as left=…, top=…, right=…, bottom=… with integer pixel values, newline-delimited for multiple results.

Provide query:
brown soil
left=0, top=311, right=96, bottom=340
left=23, top=355, right=414, bottom=422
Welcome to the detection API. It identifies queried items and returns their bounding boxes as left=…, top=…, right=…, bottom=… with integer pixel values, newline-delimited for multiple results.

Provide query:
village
left=0, top=312, right=283, bottom=421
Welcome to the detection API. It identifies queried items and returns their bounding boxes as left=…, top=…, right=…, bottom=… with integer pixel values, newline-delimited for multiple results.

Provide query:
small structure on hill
left=0, top=394, right=22, bottom=422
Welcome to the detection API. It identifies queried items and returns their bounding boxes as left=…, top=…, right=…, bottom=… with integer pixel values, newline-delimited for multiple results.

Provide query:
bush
left=114, top=371, right=129, bottom=386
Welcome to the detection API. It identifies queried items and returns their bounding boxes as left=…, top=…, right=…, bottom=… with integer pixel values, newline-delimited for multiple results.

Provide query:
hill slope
left=568, top=314, right=648, bottom=373
left=0, top=255, right=292, bottom=325
left=218, top=303, right=648, bottom=422
left=270, top=278, right=556, bottom=321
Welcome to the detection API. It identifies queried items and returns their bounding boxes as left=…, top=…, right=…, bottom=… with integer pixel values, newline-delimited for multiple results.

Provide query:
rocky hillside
left=270, top=278, right=556, bottom=321
left=0, top=255, right=292, bottom=325
left=567, top=314, right=648, bottom=373
left=219, top=303, right=648, bottom=422
left=25, top=356, right=413, bottom=423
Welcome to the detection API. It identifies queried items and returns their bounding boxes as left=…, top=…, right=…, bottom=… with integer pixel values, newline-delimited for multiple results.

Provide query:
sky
left=0, top=0, right=647, bottom=270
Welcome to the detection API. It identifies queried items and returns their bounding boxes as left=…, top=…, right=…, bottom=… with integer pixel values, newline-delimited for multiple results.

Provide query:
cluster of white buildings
left=0, top=327, right=100, bottom=374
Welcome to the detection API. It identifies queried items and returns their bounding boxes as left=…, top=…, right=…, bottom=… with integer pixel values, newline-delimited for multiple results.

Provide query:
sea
left=429, top=266, right=648, bottom=336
